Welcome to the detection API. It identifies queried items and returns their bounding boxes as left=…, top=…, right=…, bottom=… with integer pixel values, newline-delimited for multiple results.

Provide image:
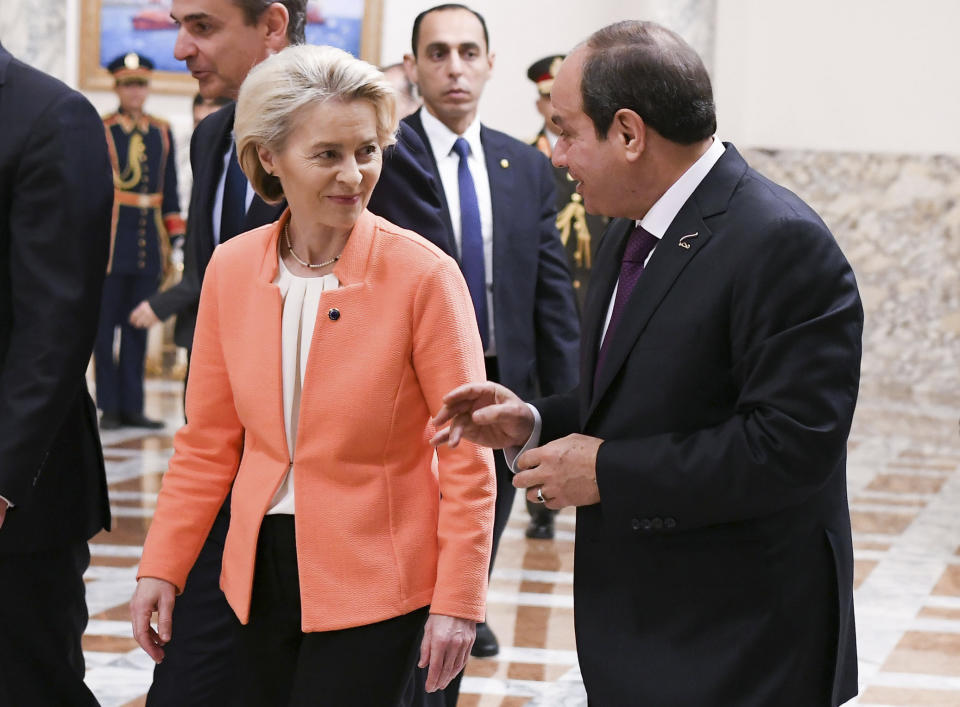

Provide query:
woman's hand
left=130, top=577, right=177, bottom=663
left=419, top=614, right=477, bottom=692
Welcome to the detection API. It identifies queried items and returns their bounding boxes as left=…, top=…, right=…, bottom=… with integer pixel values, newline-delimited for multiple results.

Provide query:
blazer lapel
left=402, top=111, right=457, bottom=254
left=579, top=218, right=632, bottom=414
left=587, top=202, right=712, bottom=419
left=251, top=213, right=287, bottom=453
left=195, top=104, right=235, bottom=263
left=244, top=195, right=284, bottom=232
left=480, top=126, right=516, bottom=299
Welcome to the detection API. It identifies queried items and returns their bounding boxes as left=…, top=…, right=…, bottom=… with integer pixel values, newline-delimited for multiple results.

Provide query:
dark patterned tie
left=452, top=137, right=489, bottom=350
left=219, top=139, right=247, bottom=244
left=594, top=224, right=659, bottom=382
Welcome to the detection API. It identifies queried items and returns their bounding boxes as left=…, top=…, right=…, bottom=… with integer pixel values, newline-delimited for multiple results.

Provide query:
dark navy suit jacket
left=403, top=109, right=580, bottom=399
left=0, top=46, right=112, bottom=552
left=535, top=144, right=861, bottom=706
left=150, top=102, right=448, bottom=350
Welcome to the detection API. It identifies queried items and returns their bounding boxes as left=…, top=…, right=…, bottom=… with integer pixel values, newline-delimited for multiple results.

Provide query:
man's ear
left=263, top=3, right=289, bottom=52
left=402, top=54, right=418, bottom=86
left=612, top=109, right=645, bottom=162
left=257, top=144, right=277, bottom=177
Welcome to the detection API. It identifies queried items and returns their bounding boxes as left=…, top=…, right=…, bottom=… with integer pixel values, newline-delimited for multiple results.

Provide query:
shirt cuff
left=0, top=494, right=13, bottom=509
left=502, top=403, right=542, bottom=473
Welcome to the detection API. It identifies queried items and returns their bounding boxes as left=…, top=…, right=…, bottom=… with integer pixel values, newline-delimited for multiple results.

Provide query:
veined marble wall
left=0, top=0, right=67, bottom=81
left=743, top=148, right=960, bottom=405
left=643, top=0, right=716, bottom=75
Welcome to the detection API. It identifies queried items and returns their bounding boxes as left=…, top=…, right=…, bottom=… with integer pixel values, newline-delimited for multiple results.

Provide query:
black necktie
left=219, top=139, right=246, bottom=244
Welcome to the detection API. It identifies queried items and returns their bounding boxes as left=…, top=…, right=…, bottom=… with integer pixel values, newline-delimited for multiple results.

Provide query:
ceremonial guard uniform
left=95, top=53, right=184, bottom=429
left=528, top=55, right=607, bottom=310
left=524, top=55, right=608, bottom=539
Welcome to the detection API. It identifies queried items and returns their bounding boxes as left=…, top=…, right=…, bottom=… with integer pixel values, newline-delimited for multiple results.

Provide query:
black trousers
left=94, top=272, right=158, bottom=415
left=0, top=540, right=98, bottom=706
left=236, top=515, right=428, bottom=706
left=147, top=498, right=239, bottom=707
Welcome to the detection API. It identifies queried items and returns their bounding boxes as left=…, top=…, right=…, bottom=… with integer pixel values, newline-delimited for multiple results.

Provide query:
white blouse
left=266, top=254, right=339, bottom=515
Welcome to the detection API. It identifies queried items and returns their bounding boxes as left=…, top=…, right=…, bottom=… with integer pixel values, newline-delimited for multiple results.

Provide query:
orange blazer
left=138, top=209, right=495, bottom=631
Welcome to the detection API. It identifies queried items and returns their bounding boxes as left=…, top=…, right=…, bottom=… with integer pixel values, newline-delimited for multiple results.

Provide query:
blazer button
left=664, top=517, right=676, bottom=529
left=652, top=517, right=663, bottom=530
left=328, top=308, right=340, bottom=321
left=631, top=518, right=641, bottom=531
left=640, top=518, right=653, bottom=531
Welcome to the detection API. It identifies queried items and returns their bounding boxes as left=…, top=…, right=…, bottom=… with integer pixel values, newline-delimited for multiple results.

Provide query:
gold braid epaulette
left=114, top=132, right=146, bottom=190
left=556, top=200, right=592, bottom=269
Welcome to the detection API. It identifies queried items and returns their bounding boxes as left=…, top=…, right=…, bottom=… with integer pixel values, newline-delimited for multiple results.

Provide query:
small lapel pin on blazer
left=678, top=232, right=699, bottom=250
left=500, top=158, right=509, bottom=169
left=328, top=308, right=340, bottom=321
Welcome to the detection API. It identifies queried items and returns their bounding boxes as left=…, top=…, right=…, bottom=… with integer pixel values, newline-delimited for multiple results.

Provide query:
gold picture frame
left=79, top=0, right=383, bottom=94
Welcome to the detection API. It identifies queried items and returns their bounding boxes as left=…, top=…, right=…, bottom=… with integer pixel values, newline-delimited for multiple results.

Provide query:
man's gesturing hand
left=431, top=382, right=534, bottom=450
left=129, top=300, right=160, bottom=329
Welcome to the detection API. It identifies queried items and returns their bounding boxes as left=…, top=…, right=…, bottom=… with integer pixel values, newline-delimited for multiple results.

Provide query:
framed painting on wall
left=80, top=0, right=383, bottom=94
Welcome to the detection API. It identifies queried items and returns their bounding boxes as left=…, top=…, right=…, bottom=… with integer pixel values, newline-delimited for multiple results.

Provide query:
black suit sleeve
left=596, top=217, right=863, bottom=532
left=149, top=120, right=207, bottom=321
left=367, top=122, right=448, bottom=245
left=0, top=90, right=112, bottom=503
left=530, top=152, right=579, bottom=395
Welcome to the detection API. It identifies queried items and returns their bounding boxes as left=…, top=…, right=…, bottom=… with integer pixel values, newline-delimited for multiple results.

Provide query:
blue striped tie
left=452, top=137, right=489, bottom=350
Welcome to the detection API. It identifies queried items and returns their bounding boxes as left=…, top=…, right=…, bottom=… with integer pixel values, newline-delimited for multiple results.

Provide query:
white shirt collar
left=639, top=137, right=726, bottom=237
left=420, top=107, right=483, bottom=163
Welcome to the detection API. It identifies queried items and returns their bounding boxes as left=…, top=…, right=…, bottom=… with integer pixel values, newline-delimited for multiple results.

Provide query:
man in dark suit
left=0, top=44, right=113, bottom=705
left=402, top=4, right=580, bottom=664
left=433, top=21, right=861, bottom=706
left=127, top=2, right=449, bottom=704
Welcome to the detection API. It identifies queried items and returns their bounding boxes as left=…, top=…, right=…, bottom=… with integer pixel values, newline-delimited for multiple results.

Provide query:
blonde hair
left=235, top=44, right=398, bottom=203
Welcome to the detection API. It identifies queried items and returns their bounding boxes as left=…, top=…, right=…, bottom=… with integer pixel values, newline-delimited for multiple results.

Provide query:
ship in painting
left=131, top=1, right=175, bottom=31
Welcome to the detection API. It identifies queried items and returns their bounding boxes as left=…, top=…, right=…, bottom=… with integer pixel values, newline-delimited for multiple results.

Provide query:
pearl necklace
left=284, top=223, right=341, bottom=269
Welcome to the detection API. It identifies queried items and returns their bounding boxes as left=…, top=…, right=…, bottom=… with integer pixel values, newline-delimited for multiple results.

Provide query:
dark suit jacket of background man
left=533, top=144, right=861, bottom=706
left=403, top=109, right=580, bottom=402
left=146, top=100, right=452, bottom=707
left=148, top=102, right=449, bottom=351
left=0, top=44, right=112, bottom=704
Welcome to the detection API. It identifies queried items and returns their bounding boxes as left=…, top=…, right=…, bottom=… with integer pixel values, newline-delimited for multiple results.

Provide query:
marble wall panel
left=0, top=0, right=67, bottom=80
left=743, top=148, right=960, bottom=405
left=646, top=0, right=717, bottom=74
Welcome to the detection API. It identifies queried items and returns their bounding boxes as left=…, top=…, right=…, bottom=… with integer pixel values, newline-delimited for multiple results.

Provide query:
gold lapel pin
left=678, top=232, right=699, bottom=250
left=500, top=158, right=509, bottom=169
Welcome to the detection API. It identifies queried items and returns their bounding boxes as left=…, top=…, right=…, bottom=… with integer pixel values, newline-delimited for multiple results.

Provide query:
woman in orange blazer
left=130, top=45, right=495, bottom=705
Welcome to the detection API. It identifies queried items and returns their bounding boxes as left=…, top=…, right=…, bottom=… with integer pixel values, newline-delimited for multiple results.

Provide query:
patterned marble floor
left=82, top=378, right=960, bottom=706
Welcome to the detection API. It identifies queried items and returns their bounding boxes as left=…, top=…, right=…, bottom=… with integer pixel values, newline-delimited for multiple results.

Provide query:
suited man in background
left=402, top=1, right=580, bottom=672
left=127, top=1, right=449, bottom=704
left=0, top=44, right=113, bottom=705
left=434, top=21, right=861, bottom=705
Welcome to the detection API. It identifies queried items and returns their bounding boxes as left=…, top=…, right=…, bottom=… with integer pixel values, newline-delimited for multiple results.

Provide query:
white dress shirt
left=267, top=254, right=339, bottom=515
left=419, top=109, right=496, bottom=355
